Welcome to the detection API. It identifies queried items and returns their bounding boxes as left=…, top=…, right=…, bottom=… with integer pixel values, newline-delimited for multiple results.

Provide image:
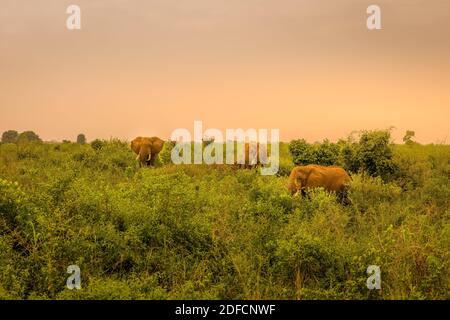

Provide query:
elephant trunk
left=288, top=176, right=302, bottom=195
left=138, top=145, right=151, bottom=166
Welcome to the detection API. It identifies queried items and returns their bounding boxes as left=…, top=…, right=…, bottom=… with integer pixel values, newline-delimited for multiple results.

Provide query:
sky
left=0, top=0, right=449, bottom=143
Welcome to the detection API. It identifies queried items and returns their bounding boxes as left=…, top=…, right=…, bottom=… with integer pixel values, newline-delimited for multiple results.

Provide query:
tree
left=340, top=142, right=360, bottom=173
left=403, top=130, right=415, bottom=145
left=289, top=139, right=316, bottom=165
left=17, top=131, right=42, bottom=143
left=1, top=130, right=19, bottom=144
left=357, top=130, right=397, bottom=180
left=289, top=139, right=340, bottom=166
left=315, top=139, right=340, bottom=166
left=77, top=134, right=86, bottom=144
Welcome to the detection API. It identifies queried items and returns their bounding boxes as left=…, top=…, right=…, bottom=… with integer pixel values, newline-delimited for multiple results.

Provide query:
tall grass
left=0, top=140, right=448, bottom=299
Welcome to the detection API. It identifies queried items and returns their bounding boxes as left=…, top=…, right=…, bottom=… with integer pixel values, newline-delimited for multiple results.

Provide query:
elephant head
left=287, top=166, right=312, bottom=195
left=131, top=136, right=165, bottom=167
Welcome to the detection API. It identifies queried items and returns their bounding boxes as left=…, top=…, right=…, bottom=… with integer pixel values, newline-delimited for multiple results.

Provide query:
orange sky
left=1, top=0, right=449, bottom=143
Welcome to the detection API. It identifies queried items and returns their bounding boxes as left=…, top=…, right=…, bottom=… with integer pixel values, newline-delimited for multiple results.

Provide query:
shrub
left=159, top=140, right=175, bottom=165
left=348, top=174, right=402, bottom=212
left=91, top=139, right=105, bottom=151
left=274, top=229, right=345, bottom=288
left=0, top=179, right=29, bottom=228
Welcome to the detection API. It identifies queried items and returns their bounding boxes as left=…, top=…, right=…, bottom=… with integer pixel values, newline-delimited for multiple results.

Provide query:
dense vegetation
left=0, top=131, right=448, bottom=299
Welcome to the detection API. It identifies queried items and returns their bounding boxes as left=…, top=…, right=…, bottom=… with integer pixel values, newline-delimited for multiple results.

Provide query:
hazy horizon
left=1, top=0, right=449, bottom=144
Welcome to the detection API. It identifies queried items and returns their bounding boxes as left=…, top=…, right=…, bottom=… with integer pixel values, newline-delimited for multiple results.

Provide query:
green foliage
left=0, top=138, right=448, bottom=300
left=356, top=130, right=396, bottom=180
left=90, top=139, right=105, bottom=151
left=289, top=139, right=339, bottom=166
left=314, top=140, right=340, bottom=166
left=289, top=130, right=397, bottom=182
left=289, top=139, right=316, bottom=165
left=1, top=130, right=19, bottom=144
left=159, top=140, right=175, bottom=165
left=0, top=179, right=30, bottom=228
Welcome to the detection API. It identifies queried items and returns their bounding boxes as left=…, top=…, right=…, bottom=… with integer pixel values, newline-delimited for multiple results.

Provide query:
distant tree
left=403, top=130, right=416, bottom=145
left=1, top=130, right=19, bottom=143
left=77, top=134, right=86, bottom=144
left=17, top=131, right=42, bottom=143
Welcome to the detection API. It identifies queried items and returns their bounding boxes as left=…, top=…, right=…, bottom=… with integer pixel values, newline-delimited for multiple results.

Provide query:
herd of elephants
left=131, top=136, right=351, bottom=202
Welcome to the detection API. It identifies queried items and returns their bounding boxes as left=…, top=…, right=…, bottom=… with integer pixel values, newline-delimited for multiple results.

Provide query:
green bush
left=357, top=130, right=397, bottom=180
left=90, top=139, right=105, bottom=151
left=289, top=139, right=339, bottom=166
left=0, top=179, right=30, bottom=228
left=289, top=139, right=316, bottom=165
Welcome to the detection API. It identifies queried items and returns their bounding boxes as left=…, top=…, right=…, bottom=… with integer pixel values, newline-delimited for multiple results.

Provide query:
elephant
left=131, top=136, right=165, bottom=167
left=288, top=164, right=351, bottom=202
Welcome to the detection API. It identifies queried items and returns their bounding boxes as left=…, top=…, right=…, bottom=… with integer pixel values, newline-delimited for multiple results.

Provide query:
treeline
left=1, top=130, right=42, bottom=144
left=1, top=130, right=87, bottom=144
left=1, top=128, right=428, bottom=184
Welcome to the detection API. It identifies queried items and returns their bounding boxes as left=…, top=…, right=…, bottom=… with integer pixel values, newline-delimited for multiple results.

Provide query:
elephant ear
left=298, top=167, right=314, bottom=187
left=131, top=139, right=141, bottom=155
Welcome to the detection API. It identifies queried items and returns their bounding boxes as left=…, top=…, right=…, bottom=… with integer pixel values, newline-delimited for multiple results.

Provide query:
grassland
left=0, top=138, right=449, bottom=299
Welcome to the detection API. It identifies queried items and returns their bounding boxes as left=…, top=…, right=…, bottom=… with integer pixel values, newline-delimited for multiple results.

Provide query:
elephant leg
left=340, top=188, right=351, bottom=206
left=301, top=189, right=308, bottom=198
left=149, top=152, right=158, bottom=166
